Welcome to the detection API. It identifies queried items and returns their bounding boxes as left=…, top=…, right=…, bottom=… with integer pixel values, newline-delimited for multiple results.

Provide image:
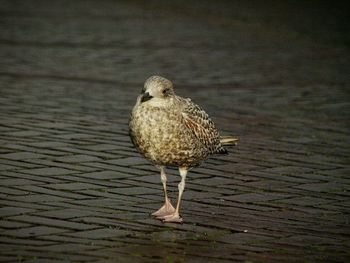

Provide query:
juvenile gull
left=129, top=76, right=238, bottom=223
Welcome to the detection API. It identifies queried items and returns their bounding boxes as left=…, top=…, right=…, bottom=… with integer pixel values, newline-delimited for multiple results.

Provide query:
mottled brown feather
left=129, top=76, right=231, bottom=169
left=181, top=100, right=226, bottom=154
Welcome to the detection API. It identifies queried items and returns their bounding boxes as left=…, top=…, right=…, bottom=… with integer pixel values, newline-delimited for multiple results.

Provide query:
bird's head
left=140, top=75, right=175, bottom=103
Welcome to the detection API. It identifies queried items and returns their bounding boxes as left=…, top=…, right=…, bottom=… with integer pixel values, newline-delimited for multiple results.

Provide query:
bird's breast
left=129, top=105, right=204, bottom=167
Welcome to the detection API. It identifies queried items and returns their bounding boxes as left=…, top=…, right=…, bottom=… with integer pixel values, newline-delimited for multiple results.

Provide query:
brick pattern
left=0, top=0, right=349, bottom=262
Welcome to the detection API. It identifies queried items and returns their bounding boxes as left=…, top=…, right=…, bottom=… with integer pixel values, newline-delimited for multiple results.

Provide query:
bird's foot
left=160, top=212, right=183, bottom=223
left=151, top=202, right=176, bottom=218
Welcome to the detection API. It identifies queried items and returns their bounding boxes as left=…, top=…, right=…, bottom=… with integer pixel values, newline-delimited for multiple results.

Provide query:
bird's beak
left=141, top=92, right=153, bottom=103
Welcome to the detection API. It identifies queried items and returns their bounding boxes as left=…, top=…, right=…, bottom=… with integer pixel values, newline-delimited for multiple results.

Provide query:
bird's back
left=180, top=97, right=227, bottom=155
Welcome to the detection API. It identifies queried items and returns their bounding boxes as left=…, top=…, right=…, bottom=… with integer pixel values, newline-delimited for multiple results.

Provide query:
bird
left=129, top=75, right=238, bottom=223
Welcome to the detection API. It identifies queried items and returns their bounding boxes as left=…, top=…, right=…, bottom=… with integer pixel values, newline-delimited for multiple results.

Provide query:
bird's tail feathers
left=220, top=136, right=239, bottom=146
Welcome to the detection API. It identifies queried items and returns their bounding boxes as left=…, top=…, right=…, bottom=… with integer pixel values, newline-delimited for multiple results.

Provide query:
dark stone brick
left=24, top=167, right=79, bottom=176
left=0, top=0, right=348, bottom=261
left=7, top=215, right=99, bottom=230
left=0, top=152, right=47, bottom=160
left=1, top=226, right=69, bottom=237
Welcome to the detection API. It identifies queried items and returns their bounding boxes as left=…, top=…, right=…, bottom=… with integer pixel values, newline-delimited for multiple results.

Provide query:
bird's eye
left=162, top=89, right=167, bottom=94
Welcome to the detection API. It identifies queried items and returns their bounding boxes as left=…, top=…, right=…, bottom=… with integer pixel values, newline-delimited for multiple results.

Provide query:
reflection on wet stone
left=0, top=0, right=349, bottom=262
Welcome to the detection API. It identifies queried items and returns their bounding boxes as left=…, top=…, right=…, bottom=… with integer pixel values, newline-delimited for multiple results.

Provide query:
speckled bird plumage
left=129, top=75, right=237, bottom=223
left=129, top=76, right=227, bottom=168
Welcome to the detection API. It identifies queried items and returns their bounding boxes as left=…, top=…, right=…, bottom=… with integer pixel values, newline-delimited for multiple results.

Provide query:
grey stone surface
left=0, top=0, right=349, bottom=262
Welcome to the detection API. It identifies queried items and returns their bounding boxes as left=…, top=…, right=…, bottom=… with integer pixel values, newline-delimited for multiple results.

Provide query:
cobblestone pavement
left=0, top=1, right=349, bottom=262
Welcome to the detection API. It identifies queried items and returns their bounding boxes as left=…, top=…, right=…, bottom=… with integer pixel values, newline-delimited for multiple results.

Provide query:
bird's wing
left=181, top=99, right=223, bottom=153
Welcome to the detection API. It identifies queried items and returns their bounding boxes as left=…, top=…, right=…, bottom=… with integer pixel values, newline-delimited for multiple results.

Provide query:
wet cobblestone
left=0, top=0, right=349, bottom=262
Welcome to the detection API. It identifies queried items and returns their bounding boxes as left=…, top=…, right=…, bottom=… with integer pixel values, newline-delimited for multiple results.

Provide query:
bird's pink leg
left=160, top=167, right=187, bottom=223
left=152, top=167, right=175, bottom=218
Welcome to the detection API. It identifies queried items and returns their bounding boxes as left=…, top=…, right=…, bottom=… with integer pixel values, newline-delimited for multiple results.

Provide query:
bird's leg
left=161, top=167, right=187, bottom=223
left=152, top=167, right=175, bottom=218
